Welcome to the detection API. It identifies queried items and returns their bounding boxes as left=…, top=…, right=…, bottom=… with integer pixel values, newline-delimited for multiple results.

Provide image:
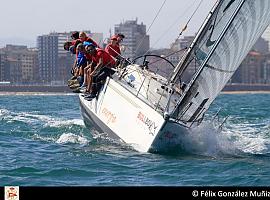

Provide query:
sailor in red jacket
left=105, top=35, right=121, bottom=59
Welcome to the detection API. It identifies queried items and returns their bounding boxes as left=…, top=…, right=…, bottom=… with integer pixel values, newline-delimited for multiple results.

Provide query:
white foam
left=179, top=122, right=237, bottom=156
left=223, top=122, right=270, bottom=154
left=4, top=110, right=84, bottom=128
left=179, top=118, right=270, bottom=157
left=56, top=133, right=88, bottom=145
left=0, top=109, right=9, bottom=116
left=32, top=133, right=56, bottom=142
left=234, top=135, right=268, bottom=154
left=46, top=119, right=84, bottom=127
left=13, top=112, right=53, bottom=125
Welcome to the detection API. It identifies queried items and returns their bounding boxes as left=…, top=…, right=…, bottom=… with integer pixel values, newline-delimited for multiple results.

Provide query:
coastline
left=221, top=90, right=270, bottom=94
left=1, top=84, right=270, bottom=95
left=0, top=90, right=270, bottom=95
left=0, top=92, right=76, bottom=95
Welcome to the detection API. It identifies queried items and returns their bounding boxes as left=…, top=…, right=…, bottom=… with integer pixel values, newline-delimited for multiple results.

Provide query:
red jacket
left=92, top=48, right=116, bottom=67
left=105, top=44, right=121, bottom=58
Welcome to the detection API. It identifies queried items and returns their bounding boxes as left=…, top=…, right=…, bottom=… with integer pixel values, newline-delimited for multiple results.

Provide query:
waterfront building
left=37, top=34, right=59, bottom=84
left=0, top=52, right=6, bottom=82
left=0, top=45, right=38, bottom=84
left=231, top=51, right=263, bottom=84
left=262, top=26, right=270, bottom=51
left=115, top=19, right=150, bottom=59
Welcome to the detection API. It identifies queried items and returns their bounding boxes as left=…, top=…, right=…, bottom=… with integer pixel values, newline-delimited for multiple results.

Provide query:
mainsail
left=169, top=0, right=270, bottom=124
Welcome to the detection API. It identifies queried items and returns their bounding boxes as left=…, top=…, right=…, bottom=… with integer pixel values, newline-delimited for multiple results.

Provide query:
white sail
left=170, top=0, right=270, bottom=123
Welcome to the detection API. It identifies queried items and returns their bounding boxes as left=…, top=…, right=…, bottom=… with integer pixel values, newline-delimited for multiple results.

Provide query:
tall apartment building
left=6, top=58, right=21, bottom=83
left=0, top=52, right=6, bottom=81
left=115, top=19, right=150, bottom=59
left=37, top=34, right=59, bottom=84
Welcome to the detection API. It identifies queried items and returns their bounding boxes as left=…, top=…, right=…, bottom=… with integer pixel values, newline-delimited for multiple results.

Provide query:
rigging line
left=107, top=45, right=132, bottom=64
left=147, top=47, right=187, bottom=66
left=175, top=0, right=204, bottom=42
left=147, top=0, right=199, bottom=52
left=135, top=0, right=167, bottom=54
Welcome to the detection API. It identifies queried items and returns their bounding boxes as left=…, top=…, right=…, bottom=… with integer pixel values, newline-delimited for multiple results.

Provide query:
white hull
left=79, top=69, right=189, bottom=153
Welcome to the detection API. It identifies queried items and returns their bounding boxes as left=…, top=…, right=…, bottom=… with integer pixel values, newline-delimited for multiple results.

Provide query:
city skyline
left=0, top=0, right=216, bottom=48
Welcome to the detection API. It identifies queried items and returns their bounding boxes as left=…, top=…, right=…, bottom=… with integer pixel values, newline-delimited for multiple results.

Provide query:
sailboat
left=79, top=0, right=270, bottom=153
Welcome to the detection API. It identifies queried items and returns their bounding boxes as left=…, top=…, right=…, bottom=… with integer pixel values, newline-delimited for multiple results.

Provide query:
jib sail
left=169, top=0, right=270, bottom=124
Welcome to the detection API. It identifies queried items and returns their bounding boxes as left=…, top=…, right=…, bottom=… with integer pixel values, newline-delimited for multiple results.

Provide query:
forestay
left=169, top=0, right=270, bottom=124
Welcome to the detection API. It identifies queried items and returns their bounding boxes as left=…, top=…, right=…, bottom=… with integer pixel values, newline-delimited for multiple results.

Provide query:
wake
left=178, top=119, right=270, bottom=158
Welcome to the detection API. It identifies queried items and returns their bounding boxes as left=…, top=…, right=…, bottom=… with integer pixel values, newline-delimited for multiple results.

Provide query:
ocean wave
left=0, top=109, right=84, bottom=128
left=223, top=122, right=270, bottom=155
left=56, top=133, right=89, bottom=145
left=45, top=119, right=84, bottom=127
left=32, top=133, right=57, bottom=143
left=0, top=92, right=77, bottom=96
left=0, top=108, right=9, bottom=117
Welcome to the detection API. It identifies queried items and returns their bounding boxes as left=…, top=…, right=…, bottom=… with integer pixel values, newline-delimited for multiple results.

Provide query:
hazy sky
left=1, top=0, right=216, bottom=48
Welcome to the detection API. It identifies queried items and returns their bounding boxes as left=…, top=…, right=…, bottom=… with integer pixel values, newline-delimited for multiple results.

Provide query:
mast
left=169, top=1, right=220, bottom=84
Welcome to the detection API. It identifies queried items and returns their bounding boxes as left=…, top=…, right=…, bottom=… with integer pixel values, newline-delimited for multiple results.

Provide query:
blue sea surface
left=0, top=93, right=270, bottom=186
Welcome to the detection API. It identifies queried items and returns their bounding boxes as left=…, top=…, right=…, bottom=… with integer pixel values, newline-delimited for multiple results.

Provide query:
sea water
left=0, top=93, right=270, bottom=186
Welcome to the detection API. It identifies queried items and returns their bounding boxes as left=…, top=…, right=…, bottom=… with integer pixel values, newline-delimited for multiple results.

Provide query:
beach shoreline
left=1, top=84, right=270, bottom=95
left=0, top=92, right=76, bottom=95
left=0, top=91, right=270, bottom=95
left=221, top=90, right=270, bottom=94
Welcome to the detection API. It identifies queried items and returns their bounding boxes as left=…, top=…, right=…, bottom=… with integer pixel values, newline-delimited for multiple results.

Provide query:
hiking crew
left=64, top=31, right=125, bottom=99
left=84, top=43, right=116, bottom=100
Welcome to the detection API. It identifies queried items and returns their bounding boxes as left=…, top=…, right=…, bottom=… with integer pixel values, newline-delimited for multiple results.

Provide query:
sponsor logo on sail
left=206, top=0, right=236, bottom=47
